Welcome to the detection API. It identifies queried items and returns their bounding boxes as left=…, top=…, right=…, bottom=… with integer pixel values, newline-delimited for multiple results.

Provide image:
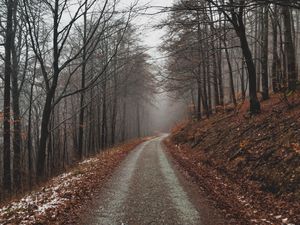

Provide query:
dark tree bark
left=11, top=0, right=27, bottom=191
left=101, top=71, right=108, bottom=149
left=223, top=28, right=237, bottom=106
left=208, top=3, right=220, bottom=107
left=261, top=4, right=269, bottom=100
left=256, top=7, right=262, bottom=92
left=136, top=101, right=141, bottom=138
left=12, top=46, right=22, bottom=191
left=224, top=1, right=261, bottom=113
left=37, top=0, right=60, bottom=179
left=253, top=6, right=259, bottom=92
left=78, top=2, right=88, bottom=159
left=212, top=47, right=220, bottom=106
left=196, top=80, right=202, bottom=120
left=121, top=89, right=127, bottom=142
left=27, top=59, right=37, bottom=188
left=111, top=60, right=118, bottom=146
left=271, top=4, right=279, bottom=92
left=217, top=18, right=224, bottom=106
left=3, top=0, right=14, bottom=194
left=282, top=6, right=298, bottom=91
left=241, top=61, right=246, bottom=101
left=201, top=55, right=209, bottom=118
left=238, top=25, right=261, bottom=113
left=209, top=0, right=261, bottom=113
left=206, top=48, right=212, bottom=114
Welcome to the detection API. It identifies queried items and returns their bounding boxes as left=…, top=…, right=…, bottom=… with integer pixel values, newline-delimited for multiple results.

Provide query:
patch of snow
left=58, top=172, right=73, bottom=180
left=237, top=195, right=247, bottom=204
left=0, top=166, right=85, bottom=223
left=282, top=218, right=288, bottom=224
left=261, top=218, right=272, bottom=224
left=79, top=158, right=99, bottom=165
left=37, top=191, right=61, bottom=213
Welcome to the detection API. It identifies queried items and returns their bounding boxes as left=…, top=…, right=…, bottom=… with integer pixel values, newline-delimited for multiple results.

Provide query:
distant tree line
left=161, top=0, right=299, bottom=117
left=0, top=0, right=156, bottom=199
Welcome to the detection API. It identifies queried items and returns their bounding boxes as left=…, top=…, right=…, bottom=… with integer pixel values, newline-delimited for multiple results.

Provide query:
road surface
left=79, top=136, right=226, bottom=225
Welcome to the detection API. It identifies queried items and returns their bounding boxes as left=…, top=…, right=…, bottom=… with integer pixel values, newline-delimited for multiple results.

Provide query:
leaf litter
left=165, top=94, right=300, bottom=224
left=0, top=139, right=148, bottom=225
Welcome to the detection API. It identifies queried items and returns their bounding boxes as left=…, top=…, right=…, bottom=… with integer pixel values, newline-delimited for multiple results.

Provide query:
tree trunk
left=111, top=54, right=118, bottom=146
left=206, top=51, right=212, bottom=114
left=196, top=9, right=209, bottom=118
left=272, top=4, right=279, bottom=92
left=37, top=0, right=60, bottom=179
left=202, top=57, right=209, bottom=118
left=212, top=48, right=220, bottom=107
left=37, top=92, right=54, bottom=179
left=261, top=4, right=269, bottom=100
left=208, top=3, right=220, bottom=107
left=12, top=47, right=22, bottom=191
left=256, top=7, right=262, bottom=92
left=27, top=59, right=37, bottom=188
left=101, top=74, right=107, bottom=149
left=78, top=3, right=87, bottom=159
left=224, top=35, right=237, bottom=106
left=3, top=0, right=14, bottom=195
left=282, top=6, right=297, bottom=91
left=136, top=101, right=141, bottom=138
left=218, top=12, right=224, bottom=106
left=197, top=80, right=202, bottom=120
left=235, top=16, right=261, bottom=114
left=241, top=61, right=246, bottom=100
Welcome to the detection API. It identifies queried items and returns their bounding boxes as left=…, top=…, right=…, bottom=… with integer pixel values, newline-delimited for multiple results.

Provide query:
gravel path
left=80, top=136, right=226, bottom=225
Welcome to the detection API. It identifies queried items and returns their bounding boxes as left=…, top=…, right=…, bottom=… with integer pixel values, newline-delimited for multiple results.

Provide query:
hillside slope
left=0, top=139, right=147, bottom=224
left=165, top=94, right=300, bottom=224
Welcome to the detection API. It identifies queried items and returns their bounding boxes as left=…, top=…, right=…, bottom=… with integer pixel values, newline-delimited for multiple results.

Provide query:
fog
left=150, top=94, right=188, bottom=133
left=118, top=0, right=186, bottom=135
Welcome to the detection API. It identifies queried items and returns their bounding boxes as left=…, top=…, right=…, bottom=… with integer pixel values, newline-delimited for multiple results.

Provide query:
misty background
left=121, top=0, right=188, bottom=133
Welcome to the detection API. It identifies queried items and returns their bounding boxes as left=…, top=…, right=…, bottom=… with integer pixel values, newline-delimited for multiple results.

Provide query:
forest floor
left=0, top=138, right=148, bottom=225
left=165, top=92, right=300, bottom=225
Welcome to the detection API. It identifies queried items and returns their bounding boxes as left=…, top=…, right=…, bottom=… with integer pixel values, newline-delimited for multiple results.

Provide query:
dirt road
left=79, top=136, right=226, bottom=225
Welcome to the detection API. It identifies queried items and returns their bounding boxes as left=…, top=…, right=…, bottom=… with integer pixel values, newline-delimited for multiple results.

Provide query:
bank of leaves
left=0, top=139, right=147, bottom=225
left=166, top=94, right=300, bottom=225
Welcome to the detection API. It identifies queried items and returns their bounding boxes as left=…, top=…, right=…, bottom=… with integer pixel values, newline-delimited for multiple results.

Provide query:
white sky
left=63, top=0, right=173, bottom=62
left=120, top=0, right=174, bottom=61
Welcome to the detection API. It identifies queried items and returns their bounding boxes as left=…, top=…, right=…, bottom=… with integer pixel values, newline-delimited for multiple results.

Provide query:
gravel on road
left=79, top=136, right=226, bottom=225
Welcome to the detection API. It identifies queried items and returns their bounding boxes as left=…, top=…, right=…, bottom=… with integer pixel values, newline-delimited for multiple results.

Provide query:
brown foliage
left=165, top=93, right=300, bottom=224
left=0, top=139, right=146, bottom=224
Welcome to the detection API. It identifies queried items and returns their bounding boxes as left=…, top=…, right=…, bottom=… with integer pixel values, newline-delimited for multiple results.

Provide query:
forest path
left=79, top=136, right=226, bottom=225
